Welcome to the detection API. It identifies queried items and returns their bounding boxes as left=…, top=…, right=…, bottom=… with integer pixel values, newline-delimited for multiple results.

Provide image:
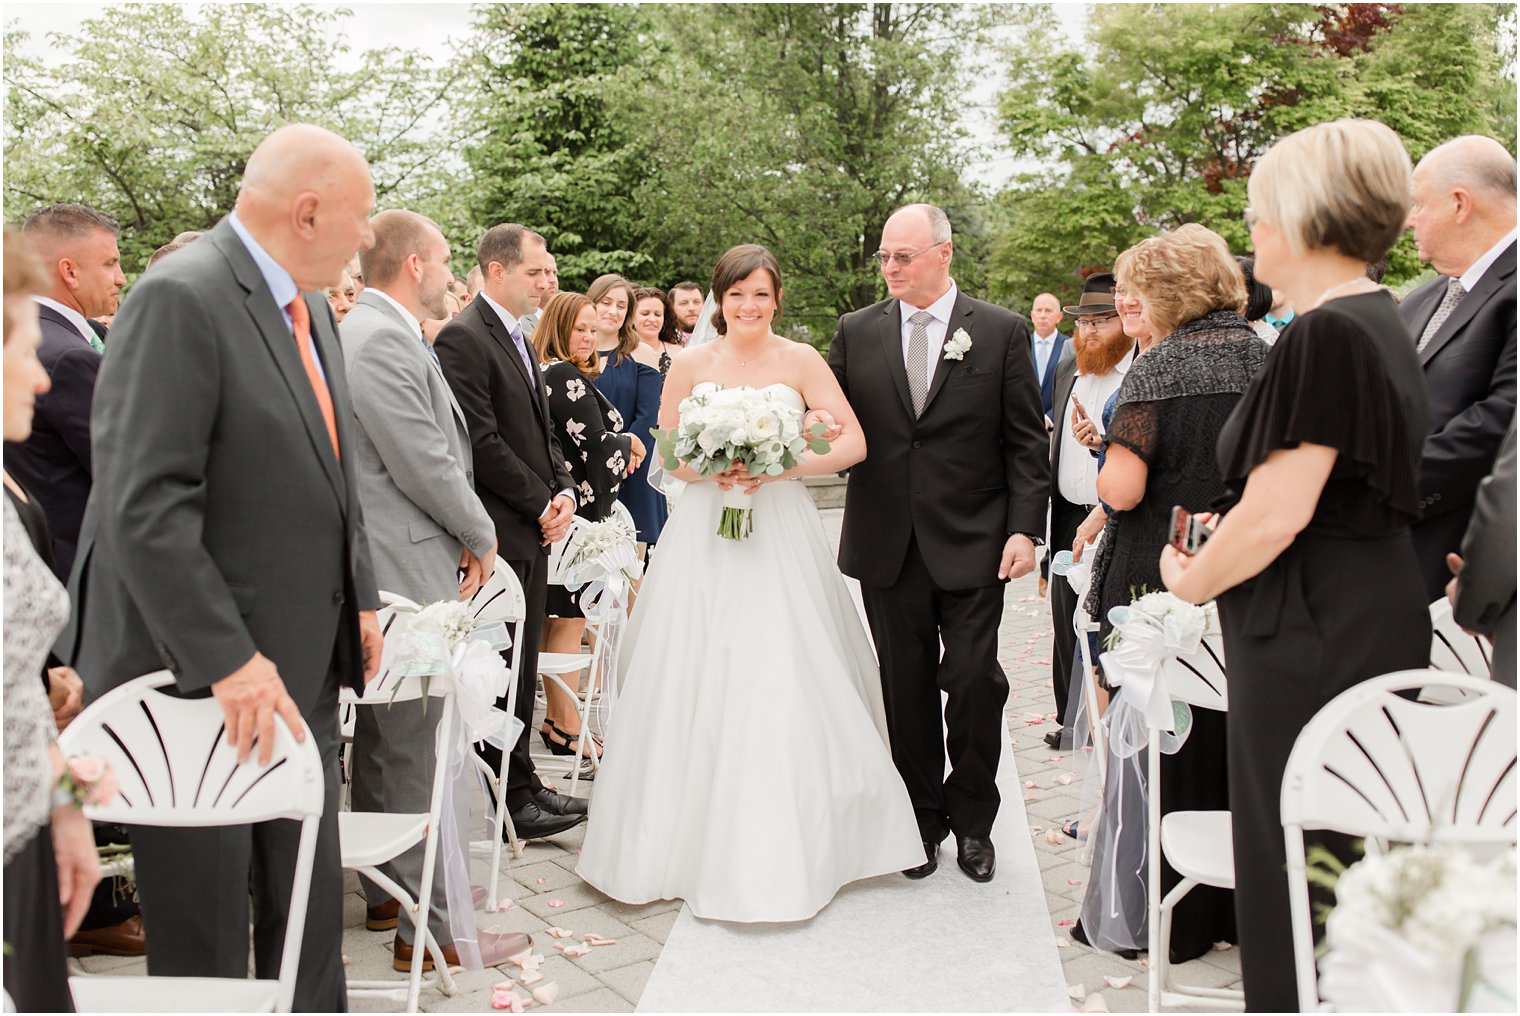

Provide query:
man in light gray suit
left=1447, top=420, right=1517, bottom=687
left=340, top=210, right=512, bottom=969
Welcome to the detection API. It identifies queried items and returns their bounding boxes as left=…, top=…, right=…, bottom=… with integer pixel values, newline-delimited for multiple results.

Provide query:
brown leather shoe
left=69, top=915, right=146, bottom=957
left=392, top=935, right=460, bottom=972
left=366, top=899, right=400, bottom=931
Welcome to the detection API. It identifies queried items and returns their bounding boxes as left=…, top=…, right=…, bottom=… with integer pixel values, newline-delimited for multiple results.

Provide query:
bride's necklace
left=717, top=337, right=771, bottom=367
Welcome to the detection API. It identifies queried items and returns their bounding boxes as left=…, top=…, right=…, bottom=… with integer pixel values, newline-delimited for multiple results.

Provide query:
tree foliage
left=4, top=4, right=466, bottom=272
left=989, top=3, right=1518, bottom=309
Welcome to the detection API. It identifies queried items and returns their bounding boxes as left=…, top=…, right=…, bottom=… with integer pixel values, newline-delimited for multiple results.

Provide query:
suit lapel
left=1420, top=244, right=1517, bottom=366
left=877, top=302, right=915, bottom=418
left=919, top=293, right=974, bottom=416
left=478, top=301, right=546, bottom=420
left=359, top=291, right=468, bottom=431
left=214, top=224, right=345, bottom=509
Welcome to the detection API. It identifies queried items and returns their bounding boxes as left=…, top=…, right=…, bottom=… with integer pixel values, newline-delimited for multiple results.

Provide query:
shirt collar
left=363, top=287, right=423, bottom=339
left=899, top=281, right=959, bottom=327
left=1460, top=228, right=1518, bottom=293
left=479, top=291, right=523, bottom=335
left=1034, top=329, right=1058, bottom=344
left=227, top=212, right=299, bottom=314
left=32, top=296, right=96, bottom=343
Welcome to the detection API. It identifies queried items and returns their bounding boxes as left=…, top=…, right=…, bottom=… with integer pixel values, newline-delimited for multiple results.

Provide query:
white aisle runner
left=636, top=722, right=1069, bottom=1012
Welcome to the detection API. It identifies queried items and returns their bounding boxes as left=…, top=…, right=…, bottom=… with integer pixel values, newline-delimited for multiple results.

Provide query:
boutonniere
left=943, top=328, right=972, bottom=361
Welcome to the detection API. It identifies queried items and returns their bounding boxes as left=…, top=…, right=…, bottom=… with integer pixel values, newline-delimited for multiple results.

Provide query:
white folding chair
left=1142, top=633, right=1243, bottom=1012
left=463, top=559, right=528, bottom=906
left=340, top=608, right=462, bottom=1012
left=1281, top=670, right=1516, bottom=1011
left=1055, top=536, right=1109, bottom=864
left=59, top=672, right=323, bottom=1013
left=537, top=510, right=632, bottom=795
left=1429, top=598, right=1494, bottom=678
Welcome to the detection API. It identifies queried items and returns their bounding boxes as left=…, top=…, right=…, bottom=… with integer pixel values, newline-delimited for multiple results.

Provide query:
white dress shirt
left=364, top=286, right=423, bottom=340
left=227, top=212, right=327, bottom=384
left=1057, top=346, right=1135, bottom=507
left=1461, top=227, right=1518, bottom=293
left=898, top=282, right=959, bottom=387
left=1032, top=330, right=1059, bottom=380
left=32, top=296, right=98, bottom=345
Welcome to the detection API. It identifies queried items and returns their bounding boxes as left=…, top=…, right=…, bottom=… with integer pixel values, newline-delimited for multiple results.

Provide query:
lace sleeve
left=4, top=501, right=69, bottom=864
left=1106, top=399, right=1159, bottom=464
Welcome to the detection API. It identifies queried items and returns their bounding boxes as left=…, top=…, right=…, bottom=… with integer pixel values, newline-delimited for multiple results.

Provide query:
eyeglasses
left=1243, top=206, right=1259, bottom=230
left=1075, top=314, right=1119, bottom=330
left=871, top=240, right=948, bottom=267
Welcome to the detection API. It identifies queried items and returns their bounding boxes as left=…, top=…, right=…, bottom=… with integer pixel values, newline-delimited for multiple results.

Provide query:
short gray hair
left=891, top=202, right=953, bottom=244
left=22, top=203, right=119, bottom=241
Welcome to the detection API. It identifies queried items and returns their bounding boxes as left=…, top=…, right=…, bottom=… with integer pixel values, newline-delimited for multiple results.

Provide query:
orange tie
left=286, top=296, right=341, bottom=461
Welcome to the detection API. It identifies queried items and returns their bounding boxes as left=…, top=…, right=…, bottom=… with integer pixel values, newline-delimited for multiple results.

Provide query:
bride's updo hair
left=709, top=244, right=783, bottom=336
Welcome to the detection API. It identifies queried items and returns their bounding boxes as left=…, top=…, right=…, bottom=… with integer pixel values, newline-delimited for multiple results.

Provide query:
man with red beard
left=1044, top=272, right=1135, bottom=749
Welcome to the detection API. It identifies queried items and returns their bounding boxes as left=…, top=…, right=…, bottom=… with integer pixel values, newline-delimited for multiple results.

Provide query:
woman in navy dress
left=588, top=274, right=666, bottom=550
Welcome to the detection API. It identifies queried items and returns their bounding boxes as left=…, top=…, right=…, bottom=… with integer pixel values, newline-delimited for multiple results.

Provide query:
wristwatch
left=1012, top=532, right=1044, bottom=547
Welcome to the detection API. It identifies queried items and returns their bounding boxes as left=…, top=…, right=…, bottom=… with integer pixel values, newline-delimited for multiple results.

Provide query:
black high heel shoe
left=539, top=720, right=603, bottom=759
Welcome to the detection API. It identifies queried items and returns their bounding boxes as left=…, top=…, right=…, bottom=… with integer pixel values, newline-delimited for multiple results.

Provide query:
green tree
left=629, top=3, right=1010, bottom=340
left=989, top=3, right=1516, bottom=306
left=464, top=3, right=658, bottom=290
left=4, top=4, right=465, bottom=273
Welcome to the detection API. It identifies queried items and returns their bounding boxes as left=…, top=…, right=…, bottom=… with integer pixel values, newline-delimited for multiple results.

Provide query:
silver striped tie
left=1417, top=277, right=1466, bottom=353
left=907, top=310, right=933, bottom=416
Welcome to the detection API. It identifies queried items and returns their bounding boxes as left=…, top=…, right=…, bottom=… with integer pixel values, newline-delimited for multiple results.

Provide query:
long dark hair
left=633, top=286, right=682, bottom=347
left=585, top=273, right=640, bottom=362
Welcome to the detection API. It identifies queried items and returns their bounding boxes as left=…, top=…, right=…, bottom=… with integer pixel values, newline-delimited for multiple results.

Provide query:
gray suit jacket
left=1454, top=420, right=1517, bottom=685
left=61, top=217, right=380, bottom=711
left=341, top=290, right=495, bottom=604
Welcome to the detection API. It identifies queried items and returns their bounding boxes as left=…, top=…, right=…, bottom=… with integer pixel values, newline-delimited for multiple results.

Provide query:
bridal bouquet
left=1316, top=843, right=1517, bottom=1011
left=652, top=386, right=829, bottom=540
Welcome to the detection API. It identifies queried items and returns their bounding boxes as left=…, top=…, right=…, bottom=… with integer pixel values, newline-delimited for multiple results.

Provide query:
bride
left=576, top=244, right=923, bottom=922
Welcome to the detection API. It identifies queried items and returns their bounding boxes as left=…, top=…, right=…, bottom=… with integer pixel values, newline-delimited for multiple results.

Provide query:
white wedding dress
left=576, top=382, right=924, bottom=923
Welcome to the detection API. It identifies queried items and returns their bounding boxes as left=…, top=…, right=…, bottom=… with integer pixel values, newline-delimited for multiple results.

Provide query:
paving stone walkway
left=75, top=505, right=1242, bottom=1012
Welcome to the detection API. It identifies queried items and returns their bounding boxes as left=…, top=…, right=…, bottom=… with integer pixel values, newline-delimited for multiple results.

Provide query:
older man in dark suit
left=434, top=224, right=587, bottom=840
left=1402, top=135, right=1518, bottom=601
left=3, top=203, right=122, bottom=580
left=61, top=124, right=383, bottom=1011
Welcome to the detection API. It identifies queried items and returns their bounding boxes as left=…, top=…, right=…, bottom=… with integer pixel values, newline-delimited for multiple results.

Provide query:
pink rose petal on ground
left=557, top=942, right=591, bottom=958
left=1024, top=780, right=1039, bottom=789
left=1058, top=918, right=1075, bottom=927
left=1056, top=773, right=1075, bottom=786
left=1024, top=792, right=1039, bottom=801
left=1139, top=959, right=1150, bottom=968
left=1102, top=975, right=1132, bottom=989
left=583, top=933, right=617, bottom=946
left=1068, top=982, right=1086, bottom=1001
left=493, top=979, right=517, bottom=992
left=536, top=877, right=549, bottom=885
left=342, top=953, right=351, bottom=966
left=544, top=927, right=573, bottom=939
left=520, top=970, right=543, bottom=986
left=1081, top=993, right=1110, bottom=1012
left=1047, top=754, right=1066, bottom=761
left=547, top=899, right=565, bottom=908
left=532, top=983, right=560, bottom=1005
left=495, top=898, right=516, bottom=912
left=1067, top=878, right=1084, bottom=886
left=1030, top=825, right=1045, bottom=834
left=1046, top=830, right=1065, bottom=845
left=506, top=948, right=535, bottom=968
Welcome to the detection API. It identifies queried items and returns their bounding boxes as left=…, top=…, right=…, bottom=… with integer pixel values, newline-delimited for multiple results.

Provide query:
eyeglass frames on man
left=871, top=240, right=949, bottom=267
left=1075, top=314, right=1119, bottom=331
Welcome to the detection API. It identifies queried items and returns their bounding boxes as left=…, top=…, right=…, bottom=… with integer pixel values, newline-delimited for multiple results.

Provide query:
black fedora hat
left=1063, top=272, right=1116, bottom=315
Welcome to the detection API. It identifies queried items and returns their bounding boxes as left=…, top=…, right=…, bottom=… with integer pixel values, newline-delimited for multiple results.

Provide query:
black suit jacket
left=433, top=296, right=573, bottom=561
left=829, top=290, right=1049, bottom=589
left=1401, top=242, right=1518, bottom=596
left=2, top=305, right=101, bottom=579
left=60, top=218, right=380, bottom=710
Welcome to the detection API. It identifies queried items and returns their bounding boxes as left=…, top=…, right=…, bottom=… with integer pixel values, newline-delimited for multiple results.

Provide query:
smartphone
left=1169, top=505, right=1211, bottom=555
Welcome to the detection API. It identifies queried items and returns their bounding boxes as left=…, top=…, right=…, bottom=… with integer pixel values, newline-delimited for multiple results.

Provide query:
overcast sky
left=6, top=2, right=1091, bottom=188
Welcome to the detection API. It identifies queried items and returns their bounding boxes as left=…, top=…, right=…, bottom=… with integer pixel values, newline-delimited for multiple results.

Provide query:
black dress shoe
left=533, top=788, right=589, bottom=816
left=508, top=800, right=586, bottom=839
left=1043, top=728, right=1068, bottom=749
left=956, top=836, right=996, bottom=882
left=903, top=839, right=939, bottom=879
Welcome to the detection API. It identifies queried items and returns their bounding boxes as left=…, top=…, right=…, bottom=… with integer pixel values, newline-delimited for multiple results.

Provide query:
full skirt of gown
left=576, top=462, right=924, bottom=923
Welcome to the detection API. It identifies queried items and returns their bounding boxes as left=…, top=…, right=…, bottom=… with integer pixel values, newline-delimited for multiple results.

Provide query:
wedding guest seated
left=589, top=274, right=665, bottom=551
left=1160, top=119, right=1434, bottom=1011
left=1074, top=223, right=1266, bottom=961
left=2, top=225, right=102, bottom=1013
left=533, top=291, right=645, bottom=762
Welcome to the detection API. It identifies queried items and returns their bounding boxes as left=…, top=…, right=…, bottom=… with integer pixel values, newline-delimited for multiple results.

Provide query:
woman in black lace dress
left=533, top=291, right=644, bottom=760
left=631, top=286, right=685, bottom=378
left=1160, top=120, right=1430, bottom=1012
left=1074, top=224, right=1268, bottom=961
